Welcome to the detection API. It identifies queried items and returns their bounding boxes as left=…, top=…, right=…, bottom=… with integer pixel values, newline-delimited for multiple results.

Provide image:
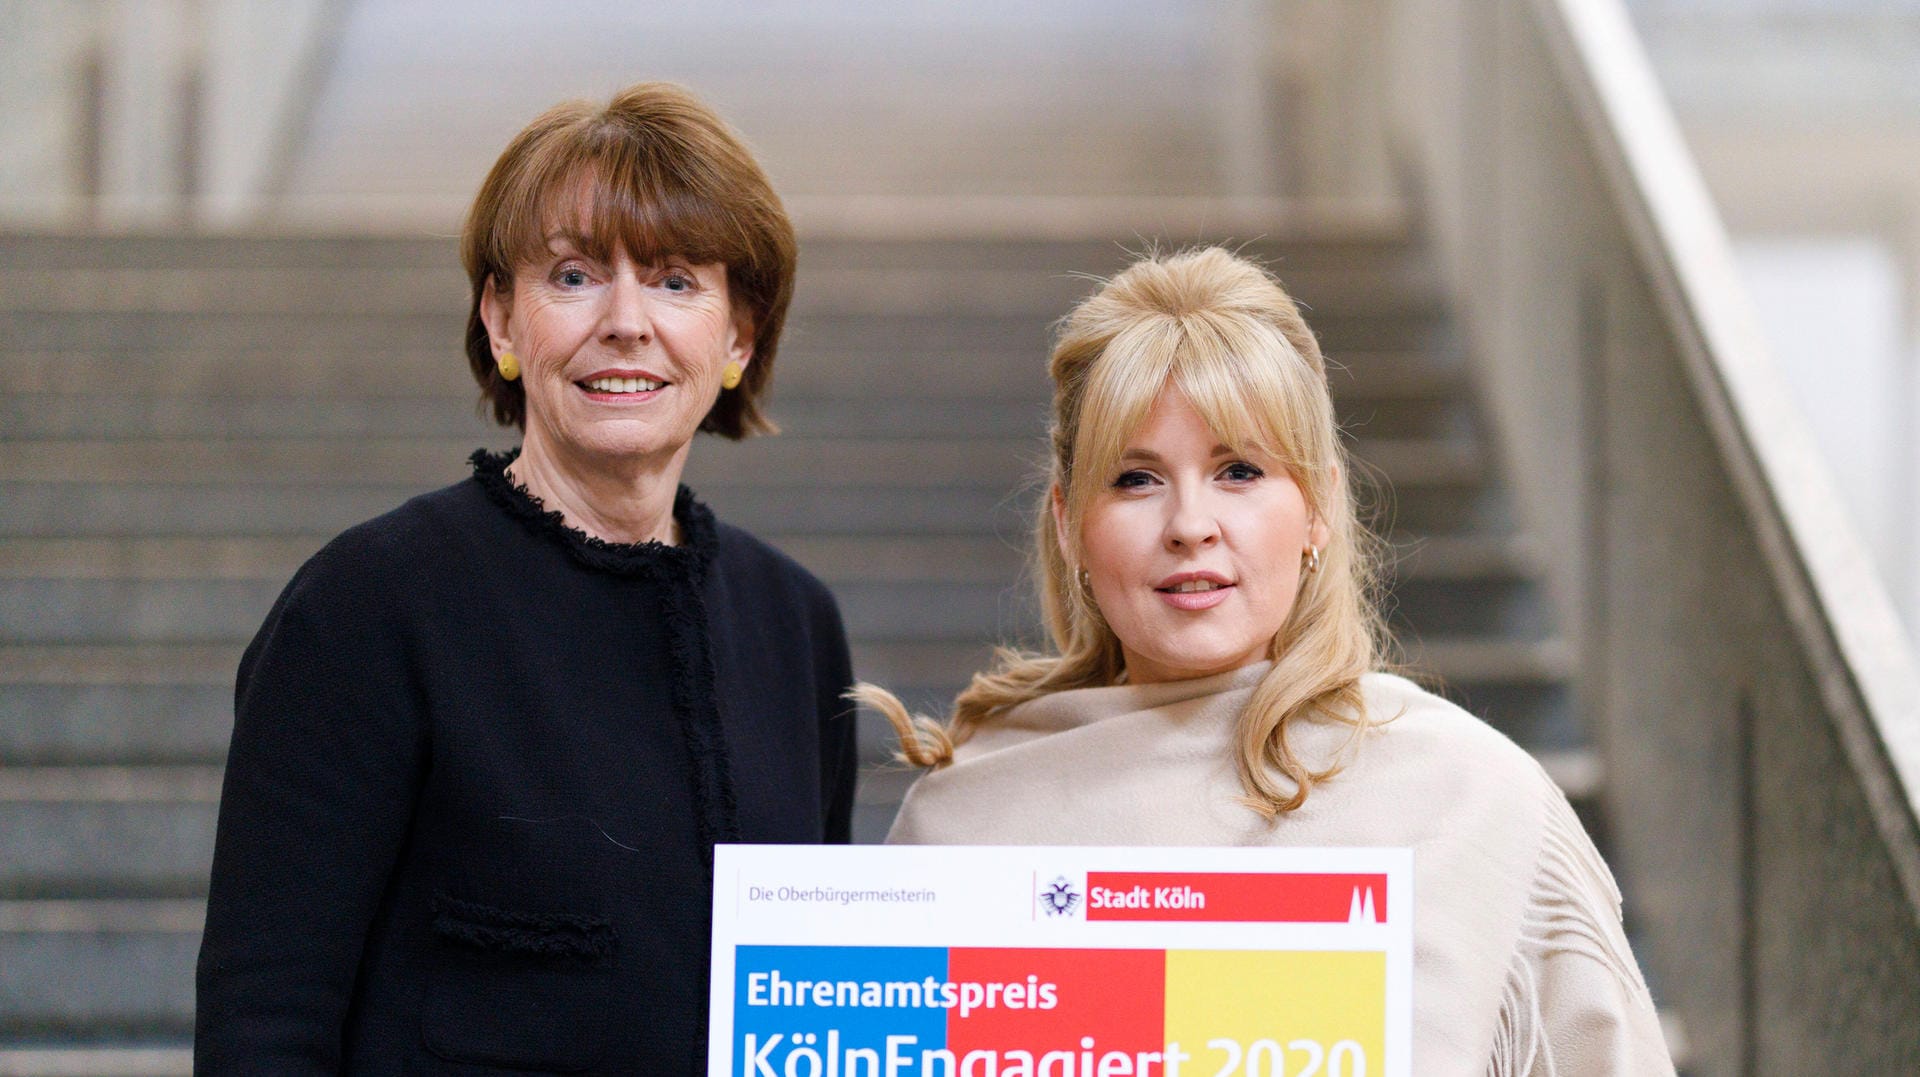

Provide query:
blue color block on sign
left=734, top=946, right=951, bottom=1074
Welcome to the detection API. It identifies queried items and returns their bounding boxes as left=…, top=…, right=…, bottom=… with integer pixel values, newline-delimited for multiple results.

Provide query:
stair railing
left=1378, top=0, right=1920, bottom=1069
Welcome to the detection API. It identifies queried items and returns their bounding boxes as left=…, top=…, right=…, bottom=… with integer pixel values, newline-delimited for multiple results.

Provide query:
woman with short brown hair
left=195, top=82, right=855, bottom=1075
left=461, top=81, right=795, bottom=439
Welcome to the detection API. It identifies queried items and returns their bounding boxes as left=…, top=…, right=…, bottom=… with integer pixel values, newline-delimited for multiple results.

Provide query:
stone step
left=0, top=268, right=471, bottom=317
left=0, top=235, right=455, bottom=270
left=1432, top=680, right=1581, bottom=752
left=0, top=347, right=480, bottom=401
left=0, top=900, right=200, bottom=1039
left=0, top=645, right=237, bottom=685
left=0, top=580, right=282, bottom=646
left=0, top=899, right=203, bottom=934
left=0, top=1043, right=193, bottom=1077
left=1402, top=637, right=1573, bottom=684
left=1385, top=533, right=1539, bottom=581
left=0, top=482, right=476, bottom=540
left=0, top=311, right=466, bottom=359
left=1359, top=477, right=1513, bottom=538
left=1340, top=398, right=1472, bottom=444
left=0, top=767, right=220, bottom=898
left=1383, top=577, right=1555, bottom=642
left=0, top=396, right=506, bottom=443
left=0, top=538, right=333, bottom=582
left=0, top=684, right=233, bottom=766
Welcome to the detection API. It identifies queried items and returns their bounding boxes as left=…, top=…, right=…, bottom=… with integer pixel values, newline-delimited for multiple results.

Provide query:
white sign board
left=709, top=844, right=1413, bottom=1077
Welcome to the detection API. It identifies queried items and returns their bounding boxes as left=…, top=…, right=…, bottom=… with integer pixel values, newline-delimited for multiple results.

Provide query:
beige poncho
left=887, top=663, right=1675, bottom=1076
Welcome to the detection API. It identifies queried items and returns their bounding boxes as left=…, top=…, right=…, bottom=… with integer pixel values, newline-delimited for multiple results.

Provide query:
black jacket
left=195, top=451, right=857, bottom=1075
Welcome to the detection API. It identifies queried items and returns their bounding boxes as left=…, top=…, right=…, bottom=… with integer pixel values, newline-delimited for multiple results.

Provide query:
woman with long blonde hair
left=865, top=248, right=1673, bottom=1075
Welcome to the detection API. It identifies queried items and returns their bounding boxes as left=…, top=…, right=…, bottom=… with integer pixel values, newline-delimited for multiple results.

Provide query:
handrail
left=1535, top=0, right=1920, bottom=909
left=1383, top=0, right=1920, bottom=1064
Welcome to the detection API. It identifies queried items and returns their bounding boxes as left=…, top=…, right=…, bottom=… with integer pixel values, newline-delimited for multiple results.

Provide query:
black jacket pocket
left=422, top=894, right=617, bottom=1073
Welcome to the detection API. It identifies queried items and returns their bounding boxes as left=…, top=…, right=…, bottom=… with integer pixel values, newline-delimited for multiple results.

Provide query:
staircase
left=0, top=223, right=1604, bottom=1069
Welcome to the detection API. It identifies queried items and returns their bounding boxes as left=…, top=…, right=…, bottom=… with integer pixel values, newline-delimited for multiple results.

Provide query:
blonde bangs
left=1169, top=314, right=1322, bottom=481
left=1066, top=319, right=1176, bottom=525
left=1065, top=309, right=1335, bottom=537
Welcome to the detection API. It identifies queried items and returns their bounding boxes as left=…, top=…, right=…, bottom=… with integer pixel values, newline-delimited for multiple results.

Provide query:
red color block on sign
left=1084, top=872, right=1388, bottom=923
left=946, top=948, right=1164, bottom=1061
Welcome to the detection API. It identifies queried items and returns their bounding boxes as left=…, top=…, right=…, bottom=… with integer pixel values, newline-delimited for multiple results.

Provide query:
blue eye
left=1112, top=469, right=1155, bottom=489
left=556, top=268, right=590, bottom=287
left=663, top=273, right=692, bottom=292
left=1221, top=461, right=1264, bottom=482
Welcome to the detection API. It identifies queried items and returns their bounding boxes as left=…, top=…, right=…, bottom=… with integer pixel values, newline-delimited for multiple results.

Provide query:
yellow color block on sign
left=1163, top=950, right=1385, bottom=1075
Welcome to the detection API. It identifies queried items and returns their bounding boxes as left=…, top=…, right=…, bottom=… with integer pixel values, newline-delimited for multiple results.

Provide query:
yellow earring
left=497, top=351, right=521, bottom=382
left=720, top=361, right=744, bottom=391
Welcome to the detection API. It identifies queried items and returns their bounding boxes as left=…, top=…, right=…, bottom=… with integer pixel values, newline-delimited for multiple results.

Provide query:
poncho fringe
left=1488, top=781, right=1651, bottom=1077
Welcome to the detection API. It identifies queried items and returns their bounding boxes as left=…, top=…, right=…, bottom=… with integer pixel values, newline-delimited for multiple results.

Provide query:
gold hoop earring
left=720, top=361, right=744, bottom=390
left=497, top=351, right=521, bottom=382
left=1304, top=545, right=1322, bottom=575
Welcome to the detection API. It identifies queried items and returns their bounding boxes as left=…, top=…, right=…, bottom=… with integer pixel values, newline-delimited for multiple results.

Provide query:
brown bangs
left=485, top=141, right=749, bottom=286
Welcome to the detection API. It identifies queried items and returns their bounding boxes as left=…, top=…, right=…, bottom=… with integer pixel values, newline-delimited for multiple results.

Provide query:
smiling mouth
left=1160, top=580, right=1229, bottom=593
left=580, top=376, right=665, bottom=394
